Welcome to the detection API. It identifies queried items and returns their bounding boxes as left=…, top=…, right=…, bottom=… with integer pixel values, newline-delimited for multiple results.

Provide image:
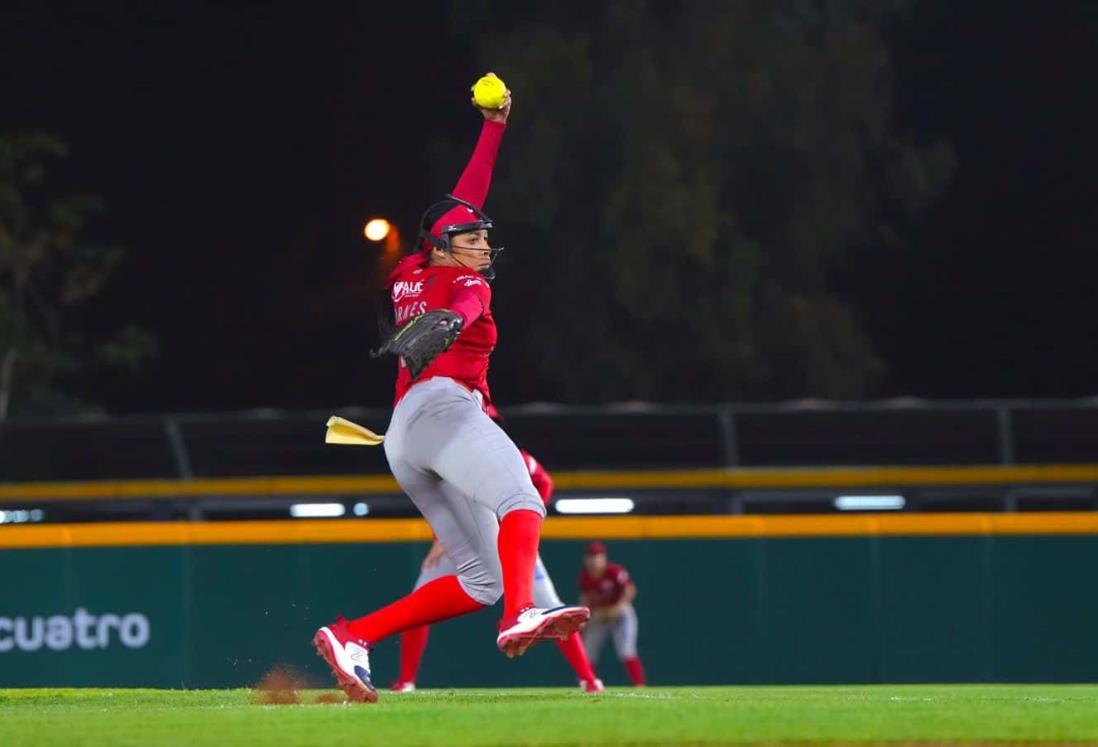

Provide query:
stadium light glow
left=554, top=497, right=635, bottom=515
left=364, top=218, right=392, bottom=242
left=833, top=495, right=906, bottom=511
left=289, top=503, right=346, bottom=518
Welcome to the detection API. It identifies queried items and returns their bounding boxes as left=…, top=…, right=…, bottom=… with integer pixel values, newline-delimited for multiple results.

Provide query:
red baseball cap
left=584, top=541, right=607, bottom=556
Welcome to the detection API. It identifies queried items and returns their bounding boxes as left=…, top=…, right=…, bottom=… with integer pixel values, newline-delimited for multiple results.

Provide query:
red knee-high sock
left=348, top=575, right=482, bottom=643
left=498, top=509, right=543, bottom=618
left=397, top=625, right=430, bottom=684
left=555, top=632, right=597, bottom=682
left=624, top=656, right=646, bottom=687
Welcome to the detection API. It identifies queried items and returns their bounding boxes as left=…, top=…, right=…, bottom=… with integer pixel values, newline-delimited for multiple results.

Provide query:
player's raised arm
left=449, top=79, right=511, bottom=209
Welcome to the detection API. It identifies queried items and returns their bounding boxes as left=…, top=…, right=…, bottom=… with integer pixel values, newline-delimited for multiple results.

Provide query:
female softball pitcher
left=391, top=408, right=604, bottom=693
left=313, top=80, right=588, bottom=703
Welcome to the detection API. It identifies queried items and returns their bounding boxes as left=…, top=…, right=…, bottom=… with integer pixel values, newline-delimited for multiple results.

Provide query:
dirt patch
left=251, top=666, right=346, bottom=705
left=252, top=667, right=306, bottom=705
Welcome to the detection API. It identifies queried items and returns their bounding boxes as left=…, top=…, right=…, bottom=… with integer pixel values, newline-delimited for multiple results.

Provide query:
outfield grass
left=3, top=685, right=1098, bottom=746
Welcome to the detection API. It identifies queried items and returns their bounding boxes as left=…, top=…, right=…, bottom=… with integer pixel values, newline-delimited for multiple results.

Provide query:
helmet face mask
left=417, top=194, right=504, bottom=280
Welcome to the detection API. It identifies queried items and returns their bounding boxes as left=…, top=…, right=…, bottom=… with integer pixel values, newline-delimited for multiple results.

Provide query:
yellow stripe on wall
left=0, top=475, right=401, bottom=501
left=1, top=463, right=1097, bottom=502
left=3, top=512, right=1098, bottom=549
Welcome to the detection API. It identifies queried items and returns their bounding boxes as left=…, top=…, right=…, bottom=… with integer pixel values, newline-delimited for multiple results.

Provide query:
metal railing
left=2, top=397, right=1097, bottom=482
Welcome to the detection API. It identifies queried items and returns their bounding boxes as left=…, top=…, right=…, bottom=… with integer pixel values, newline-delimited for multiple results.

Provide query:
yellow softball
left=471, top=72, right=508, bottom=109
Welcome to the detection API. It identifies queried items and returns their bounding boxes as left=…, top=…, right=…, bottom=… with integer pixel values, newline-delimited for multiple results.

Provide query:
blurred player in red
left=579, top=542, right=646, bottom=687
left=313, top=79, right=588, bottom=703
left=391, top=405, right=603, bottom=693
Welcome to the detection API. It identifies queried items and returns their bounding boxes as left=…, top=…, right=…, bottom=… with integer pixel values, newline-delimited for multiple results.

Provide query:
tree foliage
left=0, top=133, right=155, bottom=417
left=445, top=0, right=953, bottom=402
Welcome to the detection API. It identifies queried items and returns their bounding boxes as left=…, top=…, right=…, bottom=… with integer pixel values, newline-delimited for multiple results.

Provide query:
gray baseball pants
left=583, top=603, right=639, bottom=660
left=383, top=377, right=546, bottom=606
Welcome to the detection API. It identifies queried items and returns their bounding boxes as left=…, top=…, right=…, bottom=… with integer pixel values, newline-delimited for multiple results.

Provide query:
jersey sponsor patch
left=389, top=264, right=496, bottom=406
left=392, top=280, right=425, bottom=302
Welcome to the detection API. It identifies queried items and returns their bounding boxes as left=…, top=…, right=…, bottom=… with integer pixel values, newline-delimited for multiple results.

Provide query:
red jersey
left=391, top=266, right=494, bottom=404
left=578, top=563, right=632, bottom=609
left=385, top=119, right=506, bottom=406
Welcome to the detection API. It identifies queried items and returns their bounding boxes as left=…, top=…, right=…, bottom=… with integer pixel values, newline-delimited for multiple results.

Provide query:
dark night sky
left=2, top=1, right=1096, bottom=414
left=862, top=1, right=1098, bottom=400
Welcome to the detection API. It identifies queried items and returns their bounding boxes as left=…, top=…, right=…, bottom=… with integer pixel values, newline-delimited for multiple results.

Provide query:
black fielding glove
left=372, top=309, right=464, bottom=379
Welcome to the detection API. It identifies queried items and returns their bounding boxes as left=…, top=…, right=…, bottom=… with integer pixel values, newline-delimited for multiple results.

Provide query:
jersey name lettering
left=395, top=301, right=428, bottom=325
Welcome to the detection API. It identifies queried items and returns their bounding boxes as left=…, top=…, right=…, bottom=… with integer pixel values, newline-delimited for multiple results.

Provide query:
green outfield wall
left=2, top=518, right=1097, bottom=687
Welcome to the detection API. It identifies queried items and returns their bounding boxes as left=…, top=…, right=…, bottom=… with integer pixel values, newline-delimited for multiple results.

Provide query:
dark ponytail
left=374, top=285, right=395, bottom=341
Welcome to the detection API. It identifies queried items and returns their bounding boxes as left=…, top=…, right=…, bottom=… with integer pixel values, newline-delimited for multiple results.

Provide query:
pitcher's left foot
left=313, top=617, right=378, bottom=703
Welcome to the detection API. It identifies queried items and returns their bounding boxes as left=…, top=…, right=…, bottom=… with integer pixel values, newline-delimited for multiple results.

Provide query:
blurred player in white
left=578, top=542, right=646, bottom=687
left=391, top=404, right=604, bottom=693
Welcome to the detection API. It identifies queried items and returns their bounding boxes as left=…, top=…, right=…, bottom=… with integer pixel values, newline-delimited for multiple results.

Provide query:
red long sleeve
left=448, top=280, right=488, bottom=326
left=418, top=119, right=507, bottom=256
left=450, top=120, right=506, bottom=210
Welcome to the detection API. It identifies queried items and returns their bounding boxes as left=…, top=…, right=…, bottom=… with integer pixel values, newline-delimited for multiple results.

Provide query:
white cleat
left=496, top=605, right=590, bottom=658
left=312, top=618, right=378, bottom=703
left=390, top=681, right=416, bottom=693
